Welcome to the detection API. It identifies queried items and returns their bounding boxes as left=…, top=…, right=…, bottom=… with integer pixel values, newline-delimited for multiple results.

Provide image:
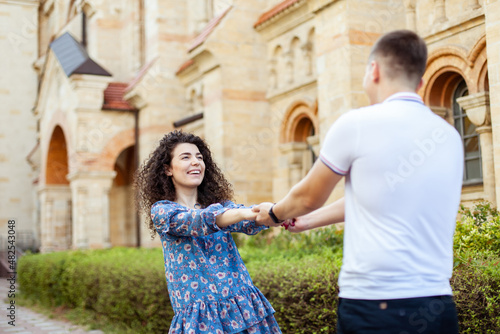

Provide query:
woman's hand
left=283, top=217, right=309, bottom=233
left=242, top=207, right=259, bottom=221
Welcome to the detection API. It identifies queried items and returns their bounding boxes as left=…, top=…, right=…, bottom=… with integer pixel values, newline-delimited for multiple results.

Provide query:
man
left=256, top=30, right=463, bottom=333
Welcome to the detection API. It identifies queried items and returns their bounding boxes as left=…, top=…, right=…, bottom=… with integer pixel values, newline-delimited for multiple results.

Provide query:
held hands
left=254, top=202, right=275, bottom=227
left=252, top=202, right=304, bottom=233
left=243, top=207, right=259, bottom=221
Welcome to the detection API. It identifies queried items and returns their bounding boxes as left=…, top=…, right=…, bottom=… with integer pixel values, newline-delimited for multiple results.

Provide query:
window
left=453, top=80, right=482, bottom=184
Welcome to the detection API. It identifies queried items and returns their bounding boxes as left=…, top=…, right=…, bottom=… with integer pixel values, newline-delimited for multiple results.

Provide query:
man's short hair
left=370, top=30, right=428, bottom=86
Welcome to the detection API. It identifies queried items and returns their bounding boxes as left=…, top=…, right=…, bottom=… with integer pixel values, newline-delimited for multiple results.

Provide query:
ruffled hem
left=168, top=286, right=276, bottom=334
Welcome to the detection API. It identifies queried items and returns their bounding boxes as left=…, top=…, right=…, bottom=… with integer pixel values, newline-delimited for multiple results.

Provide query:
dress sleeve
left=219, top=201, right=269, bottom=235
left=151, top=201, right=230, bottom=238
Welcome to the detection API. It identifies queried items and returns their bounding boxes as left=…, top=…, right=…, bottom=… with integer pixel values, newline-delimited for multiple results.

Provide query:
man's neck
left=374, top=85, right=417, bottom=104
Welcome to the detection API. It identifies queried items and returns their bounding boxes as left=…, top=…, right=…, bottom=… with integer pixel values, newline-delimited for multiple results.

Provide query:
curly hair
left=134, top=131, right=234, bottom=238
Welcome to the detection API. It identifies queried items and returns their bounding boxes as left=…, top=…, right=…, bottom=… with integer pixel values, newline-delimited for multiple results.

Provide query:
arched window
left=453, top=80, right=482, bottom=184
left=294, top=116, right=317, bottom=164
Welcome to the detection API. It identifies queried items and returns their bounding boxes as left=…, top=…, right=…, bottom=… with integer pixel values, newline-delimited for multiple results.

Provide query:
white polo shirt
left=320, top=92, right=464, bottom=300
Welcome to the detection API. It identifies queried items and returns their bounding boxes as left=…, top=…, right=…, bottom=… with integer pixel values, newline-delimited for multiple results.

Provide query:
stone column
left=284, top=51, right=294, bottom=84
left=68, top=171, right=116, bottom=249
left=307, top=135, right=320, bottom=158
left=467, top=0, right=481, bottom=10
left=301, top=41, right=314, bottom=76
left=279, top=142, right=308, bottom=188
left=457, top=92, right=496, bottom=204
left=38, top=185, right=72, bottom=253
left=434, top=0, right=447, bottom=24
left=268, top=58, right=278, bottom=90
left=70, top=74, right=112, bottom=112
left=430, top=106, right=453, bottom=125
left=404, top=0, right=416, bottom=31
left=485, top=0, right=500, bottom=209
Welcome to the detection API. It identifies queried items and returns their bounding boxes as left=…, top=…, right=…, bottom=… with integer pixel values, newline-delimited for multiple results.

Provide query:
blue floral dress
left=151, top=200, right=282, bottom=334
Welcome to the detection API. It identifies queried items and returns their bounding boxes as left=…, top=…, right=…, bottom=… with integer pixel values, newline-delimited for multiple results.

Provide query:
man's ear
left=416, top=78, right=424, bottom=92
left=370, top=60, right=380, bottom=83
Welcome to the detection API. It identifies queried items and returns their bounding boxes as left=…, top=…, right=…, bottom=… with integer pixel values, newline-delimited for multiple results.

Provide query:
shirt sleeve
left=151, top=201, right=230, bottom=238
left=319, top=111, right=359, bottom=176
left=219, top=201, right=269, bottom=235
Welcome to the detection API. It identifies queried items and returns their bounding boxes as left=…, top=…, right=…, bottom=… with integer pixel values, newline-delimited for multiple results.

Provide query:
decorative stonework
left=467, top=0, right=481, bottom=11
left=457, top=92, right=491, bottom=129
left=67, top=170, right=116, bottom=249
left=5, top=0, right=500, bottom=253
left=457, top=92, right=495, bottom=204
left=404, top=0, right=416, bottom=31
left=267, top=28, right=316, bottom=98
left=434, top=0, right=447, bottom=24
left=70, top=74, right=112, bottom=112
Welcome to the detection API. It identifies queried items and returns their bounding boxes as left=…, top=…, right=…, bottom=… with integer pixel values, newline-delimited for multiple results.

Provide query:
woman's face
left=166, top=143, right=206, bottom=191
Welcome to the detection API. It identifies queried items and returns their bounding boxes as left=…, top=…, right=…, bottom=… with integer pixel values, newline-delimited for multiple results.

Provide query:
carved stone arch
left=280, top=100, right=318, bottom=144
left=479, top=62, right=489, bottom=92
left=46, top=125, right=70, bottom=185
left=270, top=45, right=283, bottom=89
left=98, top=128, right=136, bottom=171
left=422, top=47, right=471, bottom=108
left=40, top=124, right=73, bottom=252
left=279, top=100, right=319, bottom=190
left=42, top=111, right=73, bottom=184
left=272, top=44, right=283, bottom=58
left=468, top=35, right=488, bottom=93
left=289, top=36, right=301, bottom=53
left=468, top=34, right=487, bottom=65
left=303, top=27, right=315, bottom=76
left=288, top=36, right=301, bottom=84
left=109, top=144, right=137, bottom=247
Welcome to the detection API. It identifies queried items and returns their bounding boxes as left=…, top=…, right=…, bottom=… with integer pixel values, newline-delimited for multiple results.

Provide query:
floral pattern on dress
left=151, top=200, right=282, bottom=334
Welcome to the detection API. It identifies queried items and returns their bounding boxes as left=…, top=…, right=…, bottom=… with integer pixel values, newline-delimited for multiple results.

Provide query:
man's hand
left=255, top=202, right=276, bottom=226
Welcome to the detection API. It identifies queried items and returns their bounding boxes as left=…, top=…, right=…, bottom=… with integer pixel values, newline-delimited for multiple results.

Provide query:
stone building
left=1, top=0, right=499, bottom=252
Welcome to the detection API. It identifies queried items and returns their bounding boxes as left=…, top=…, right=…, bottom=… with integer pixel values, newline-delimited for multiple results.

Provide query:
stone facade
left=0, top=0, right=39, bottom=251
left=1, top=0, right=499, bottom=252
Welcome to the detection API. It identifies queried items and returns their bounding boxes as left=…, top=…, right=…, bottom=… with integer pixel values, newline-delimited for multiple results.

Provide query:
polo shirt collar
left=384, top=92, right=424, bottom=105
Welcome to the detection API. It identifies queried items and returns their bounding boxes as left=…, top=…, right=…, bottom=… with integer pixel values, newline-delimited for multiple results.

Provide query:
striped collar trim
left=384, top=92, right=424, bottom=105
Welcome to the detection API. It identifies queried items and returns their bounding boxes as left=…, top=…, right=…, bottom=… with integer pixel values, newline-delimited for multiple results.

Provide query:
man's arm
left=286, top=197, right=345, bottom=233
left=256, top=159, right=343, bottom=226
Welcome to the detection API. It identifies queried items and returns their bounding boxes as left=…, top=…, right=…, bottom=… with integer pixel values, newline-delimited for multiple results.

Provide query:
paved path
left=0, top=277, right=104, bottom=334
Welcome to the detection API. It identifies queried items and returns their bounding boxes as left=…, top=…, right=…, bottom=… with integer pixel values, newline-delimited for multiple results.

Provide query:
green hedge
left=18, top=203, right=500, bottom=333
left=451, top=203, right=500, bottom=333
left=18, top=248, right=173, bottom=333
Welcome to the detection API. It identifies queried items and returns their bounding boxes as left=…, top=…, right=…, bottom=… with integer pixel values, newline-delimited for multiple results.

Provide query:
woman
left=135, top=131, right=281, bottom=334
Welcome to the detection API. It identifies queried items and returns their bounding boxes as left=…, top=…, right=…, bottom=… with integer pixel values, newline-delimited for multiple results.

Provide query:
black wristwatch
left=269, top=204, right=284, bottom=225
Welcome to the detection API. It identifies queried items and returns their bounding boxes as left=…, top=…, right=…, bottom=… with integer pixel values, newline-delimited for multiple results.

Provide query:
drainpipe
left=134, top=109, right=141, bottom=247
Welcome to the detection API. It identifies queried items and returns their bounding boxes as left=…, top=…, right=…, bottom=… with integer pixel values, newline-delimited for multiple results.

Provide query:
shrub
left=248, top=249, right=341, bottom=334
left=452, top=254, right=500, bottom=333
left=454, top=202, right=500, bottom=256
left=17, top=218, right=500, bottom=334
left=18, top=248, right=173, bottom=333
left=451, top=202, right=500, bottom=333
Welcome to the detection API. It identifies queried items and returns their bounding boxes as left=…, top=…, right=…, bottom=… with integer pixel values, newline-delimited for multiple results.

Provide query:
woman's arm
left=219, top=204, right=268, bottom=235
left=215, top=208, right=257, bottom=228
left=286, top=197, right=345, bottom=233
left=151, top=201, right=259, bottom=238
